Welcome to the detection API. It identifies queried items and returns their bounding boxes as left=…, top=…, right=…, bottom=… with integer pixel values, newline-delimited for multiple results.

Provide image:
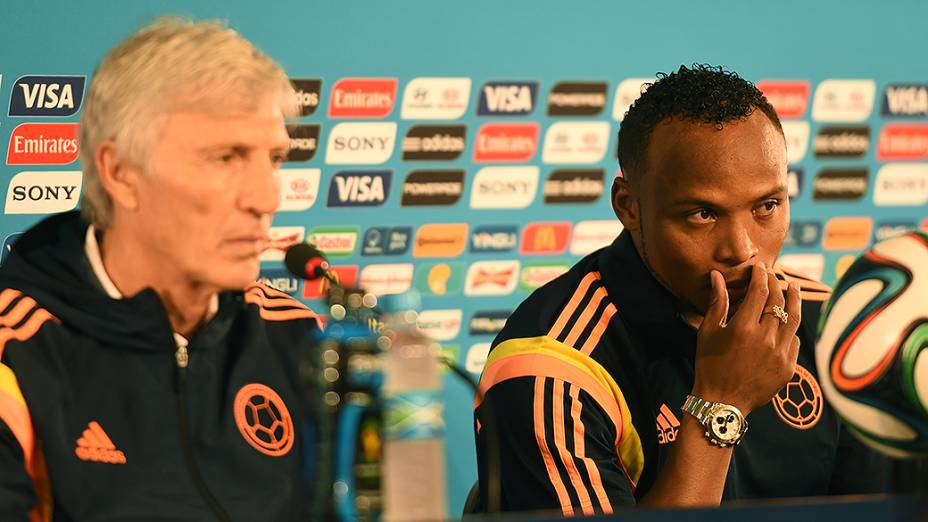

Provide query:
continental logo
left=413, top=223, right=468, bottom=258
left=812, top=169, right=868, bottom=201
left=284, top=124, right=320, bottom=162
left=361, top=226, right=412, bottom=256
left=472, top=123, right=539, bottom=162
left=520, top=222, right=571, bottom=255
left=413, top=261, right=466, bottom=296
left=470, top=224, right=518, bottom=253
left=402, top=125, right=466, bottom=161
left=877, top=123, right=928, bottom=161
left=881, top=83, right=928, bottom=117
left=541, top=121, right=610, bottom=164
left=328, top=77, right=397, bottom=118
left=547, top=81, right=607, bottom=116
left=290, top=78, right=322, bottom=116
left=359, top=263, right=414, bottom=296
left=544, top=169, right=604, bottom=204
left=477, top=81, right=538, bottom=116
left=6, top=122, right=79, bottom=165
left=519, top=261, right=570, bottom=292
left=9, top=75, right=85, bottom=117
left=822, top=216, right=873, bottom=251
left=813, top=126, right=869, bottom=158
left=401, top=170, right=464, bottom=207
left=756, top=80, right=810, bottom=119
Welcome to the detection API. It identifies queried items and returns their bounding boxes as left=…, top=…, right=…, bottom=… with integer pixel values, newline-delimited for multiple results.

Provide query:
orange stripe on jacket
left=552, top=379, right=594, bottom=514
left=0, top=295, right=37, bottom=328
left=549, top=272, right=601, bottom=339
left=0, top=308, right=57, bottom=358
left=533, top=377, right=574, bottom=516
left=0, top=288, right=23, bottom=314
left=569, top=384, right=613, bottom=514
left=563, top=286, right=608, bottom=348
left=243, top=292, right=321, bottom=326
left=580, top=303, right=617, bottom=356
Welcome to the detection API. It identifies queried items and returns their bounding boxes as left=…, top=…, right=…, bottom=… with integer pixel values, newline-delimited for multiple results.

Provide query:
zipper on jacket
left=174, top=342, right=232, bottom=521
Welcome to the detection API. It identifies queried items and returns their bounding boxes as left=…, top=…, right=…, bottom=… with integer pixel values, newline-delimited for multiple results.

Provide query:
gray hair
left=79, top=17, right=296, bottom=229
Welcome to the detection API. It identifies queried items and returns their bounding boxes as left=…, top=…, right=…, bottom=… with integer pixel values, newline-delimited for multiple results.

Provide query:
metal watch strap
left=681, top=394, right=714, bottom=422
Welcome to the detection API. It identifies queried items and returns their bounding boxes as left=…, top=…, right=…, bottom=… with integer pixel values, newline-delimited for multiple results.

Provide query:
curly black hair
left=617, top=64, right=782, bottom=183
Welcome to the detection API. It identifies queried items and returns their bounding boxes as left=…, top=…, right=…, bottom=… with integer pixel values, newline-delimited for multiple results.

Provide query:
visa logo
left=327, top=171, right=392, bottom=207
left=9, top=75, right=86, bottom=117
left=882, top=84, right=928, bottom=117
left=478, top=81, right=537, bottom=116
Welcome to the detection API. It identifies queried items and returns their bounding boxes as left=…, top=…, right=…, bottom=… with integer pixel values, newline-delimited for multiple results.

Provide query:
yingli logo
left=328, top=78, right=397, bottom=118
left=472, top=123, right=539, bottom=162
left=7, top=123, right=79, bottom=165
left=757, top=80, right=810, bottom=119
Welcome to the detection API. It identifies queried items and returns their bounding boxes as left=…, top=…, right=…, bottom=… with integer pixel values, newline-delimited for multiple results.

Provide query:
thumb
left=703, top=270, right=730, bottom=329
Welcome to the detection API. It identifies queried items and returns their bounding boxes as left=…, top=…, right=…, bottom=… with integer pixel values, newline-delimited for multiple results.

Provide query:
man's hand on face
left=692, top=263, right=802, bottom=415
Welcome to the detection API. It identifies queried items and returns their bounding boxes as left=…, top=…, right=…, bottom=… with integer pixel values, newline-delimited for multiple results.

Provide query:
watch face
left=707, top=405, right=744, bottom=444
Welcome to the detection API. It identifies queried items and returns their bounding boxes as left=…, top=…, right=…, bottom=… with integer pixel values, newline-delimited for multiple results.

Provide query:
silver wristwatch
left=681, top=394, right=748, bottom=447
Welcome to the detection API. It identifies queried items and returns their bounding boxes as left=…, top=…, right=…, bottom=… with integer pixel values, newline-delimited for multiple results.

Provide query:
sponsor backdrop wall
left=2, top=0, right=927, bottom=514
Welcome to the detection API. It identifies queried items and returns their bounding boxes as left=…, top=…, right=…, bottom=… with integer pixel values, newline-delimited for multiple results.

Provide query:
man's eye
left=686, top=209, right=716, bottom=225
left=755, top=200, right=780, bottom=217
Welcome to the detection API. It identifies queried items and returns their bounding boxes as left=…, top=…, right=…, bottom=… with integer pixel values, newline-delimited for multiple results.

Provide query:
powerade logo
left=290, top=78, right=322, bottom=116
left=327, top=171, right=392, bottom=207
left=547, top=81, right=607, bottom=116
left=470, top=225, right=518, bottom=253
left=401, top=170, right=464, bottom=207
left=1, top=233, right=22, bottom=266
left=256, top=268, right=300, bottom=297
left=812, top=169, right=868, bottom=201
left=469, top=310, right=510, bottom=336
left=477, top=81, right=538, bottom=116
left=361, top=226, right=412, bottom=256
left=784, top=221, right=822, bottom=248
left=881, top=83, right=928, bottom=117
left=8, top=75, right=85, bottom=117
left=284, top=124, right=320, bottom=162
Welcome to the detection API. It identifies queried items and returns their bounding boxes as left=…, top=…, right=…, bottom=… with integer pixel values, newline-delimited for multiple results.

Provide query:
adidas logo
left=656, top=404, right=681, bottom=445
left=75, top=421, right=127, bottom=464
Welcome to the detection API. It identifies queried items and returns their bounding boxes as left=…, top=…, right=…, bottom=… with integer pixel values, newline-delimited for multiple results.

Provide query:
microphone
left=285, top=242, right=335, bottom=283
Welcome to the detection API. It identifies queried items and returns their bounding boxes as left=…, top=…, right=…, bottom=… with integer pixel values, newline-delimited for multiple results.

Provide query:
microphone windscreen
left=284, top=242, right=327, bottom=280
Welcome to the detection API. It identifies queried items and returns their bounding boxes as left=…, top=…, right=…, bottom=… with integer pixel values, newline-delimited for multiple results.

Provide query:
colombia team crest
left=233, top=383, right=295, bottom=457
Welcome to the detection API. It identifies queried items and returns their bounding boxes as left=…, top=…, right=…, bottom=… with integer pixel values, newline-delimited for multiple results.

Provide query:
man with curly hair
left=473, top=64, right=884, bottom=514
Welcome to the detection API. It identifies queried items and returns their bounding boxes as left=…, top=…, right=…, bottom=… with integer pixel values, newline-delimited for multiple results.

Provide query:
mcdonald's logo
left=519, top=222, right=571, bottom=255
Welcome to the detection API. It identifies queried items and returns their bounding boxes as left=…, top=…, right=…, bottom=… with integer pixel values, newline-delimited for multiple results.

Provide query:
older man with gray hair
left=0, top=18, right=320, bottom=521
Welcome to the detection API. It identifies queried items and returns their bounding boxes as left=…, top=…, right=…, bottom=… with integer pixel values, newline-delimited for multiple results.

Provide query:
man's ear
left=94, top=139, right=142, bottom=211
left=611, top=177, right=641, bottom=232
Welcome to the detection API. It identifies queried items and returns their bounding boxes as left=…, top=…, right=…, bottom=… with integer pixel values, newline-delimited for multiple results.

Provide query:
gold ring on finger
left=762, top=304, right=788, bottom=324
